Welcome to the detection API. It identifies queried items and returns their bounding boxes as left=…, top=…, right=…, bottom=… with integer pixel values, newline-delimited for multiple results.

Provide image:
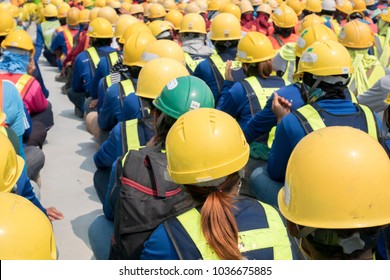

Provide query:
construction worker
left=165, top=9, right=183, bottom=34
left=301, top=0, right=322, bottom=18
left=347, top=0, right=378, bottom=33
left=374, top=9, right=390, bottom=68
left=51, top=7, right=81, bottom=72
left=34, top=3, right=60, bottom=67
left=217, top=32, right=286, bottom=129
left=141, top=108, right=296, bottom=260
left=56, top=2, right=71, bottom=27
left=0, top=132, right=63, bottom=221
left=89, top=60, right=192, bottom=260
left=148, top=3, right=167, bottom=22
left=251, top=41, right=382, bottom=206
left=320, top=0, right=342, bottom=35
left=178, top=13, right=213, bottom=75
left=278, top=126, right=390, bottom=260
left=339, top=20, right=389, bottom=99
left=334, top=0, right=353, bottom=25
left=255, top=3, right=273, bottom=35
left=194, top=13, right=245, bottom=102
left=68, top=17, right=116, bottom=118
left=268, top=4, right=299, bottom=50
left=239, top=0, right=256, bottom=32
left=0, top=192, right=57, bottom=259
left=0, top=12, right=16, bottom=54
left=130, top=4, right=144, bottom=21
left=148, top=20, right=174, bottom=40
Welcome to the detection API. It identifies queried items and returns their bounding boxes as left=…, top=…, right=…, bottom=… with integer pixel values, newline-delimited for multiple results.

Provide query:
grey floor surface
left=30, top=26, right=102, bottom=260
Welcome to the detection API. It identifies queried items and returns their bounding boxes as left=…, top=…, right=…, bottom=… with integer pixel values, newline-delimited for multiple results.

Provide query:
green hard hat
left=153, top=76, right=215, bottom=119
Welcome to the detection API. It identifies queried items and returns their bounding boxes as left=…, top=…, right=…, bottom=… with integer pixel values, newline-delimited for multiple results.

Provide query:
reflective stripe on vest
left=104, top=75, right=112, bottom=90
left=184, top=52, right=205, bottom=72
left=85, top=47, right=100, bottom=74
left=41, top=20, right=61, bottom=49
left=125, top=119, right=142, bottom=152
left=296, top=104, right=378, bottom=140
left=209, top=52, right=242, bottom=80
left=244, top=76, right=277, bottom=110
left=119, top=79, right=135, bottom=98
left=63, top=28, right=74, bottom=53
left=108, top=52, right=119, bottom=68
left=15, top=74, right=35, bottom=100
left=348, top=63, right=385, bottom=96
left=176, top=201, right=293, bottom=260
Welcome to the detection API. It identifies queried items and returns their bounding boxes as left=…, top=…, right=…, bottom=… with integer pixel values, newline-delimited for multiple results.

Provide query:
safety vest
left=0, top=73, right=35, bottom=100
left=63, top=28, right=74, bottom=55
left=85, top=48, right=119, bottom=76
left=184, top=52, right=206, bottom=73
left=41, top=20, right=61, bottom=49
left=293, top=102, right=379, bottom=140
left=208, top=51, right=242, bottom=94
left=118, top=79, right=135, bottom=102
left=272, top=42, right=296, bottom=85
left=241, top=76, right=281, bottom=116
left=165, top=198, right=294, bottom=260
left=374, top=35, right=390, bottom=68
left=348, top=63, right=386, bottom=96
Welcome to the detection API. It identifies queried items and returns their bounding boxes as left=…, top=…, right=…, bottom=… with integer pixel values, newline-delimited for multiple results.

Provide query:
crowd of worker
left=0, top=0, right=390, bottom=260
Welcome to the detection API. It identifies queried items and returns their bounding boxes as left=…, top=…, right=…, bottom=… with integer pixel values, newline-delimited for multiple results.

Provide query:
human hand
left=90, top=99, right=98, bottom=109
left=46, top=207, right=64, bottom=221
left=272, top=92, right=292, bottom=123
left=225, top=60, right=234, bottom=81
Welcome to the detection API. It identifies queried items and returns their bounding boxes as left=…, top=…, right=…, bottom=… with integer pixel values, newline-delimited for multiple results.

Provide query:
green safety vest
left=348, top=62, right=386, bottom=96
left=273, top=42, right=296, bottom=85
left=295, top=103, right=378, bottom=140
left=374, top=34, right=390, bottom=68
left=41, top=20, right=60, bottom=49
left=176, top=201, right=293, bottom=260
left=184, top=52, right=205, bottom=72
left=209, top=51, right=242, bottom=80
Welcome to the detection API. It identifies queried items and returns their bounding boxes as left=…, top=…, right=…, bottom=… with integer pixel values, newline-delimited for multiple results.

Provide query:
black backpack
left=108, top=144, right=197, bottom=259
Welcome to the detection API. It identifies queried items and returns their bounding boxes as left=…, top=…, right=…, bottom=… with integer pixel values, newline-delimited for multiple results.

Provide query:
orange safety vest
left=63, top=28, right=76, bottom=54
left=0, top=73, right=34, bottom=100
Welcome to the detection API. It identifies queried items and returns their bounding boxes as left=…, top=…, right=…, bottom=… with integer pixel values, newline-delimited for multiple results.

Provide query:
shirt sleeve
left=34, top=24, right=44, bottom=62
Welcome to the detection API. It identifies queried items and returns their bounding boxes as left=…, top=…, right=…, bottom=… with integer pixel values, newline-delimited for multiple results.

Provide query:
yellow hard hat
left=83, top=0, right=94, bottom=8
left=257, top=3, right=273, bottom=15
left=380, top=9, right=390, bottom=23
left=237, top=32, right=275, bottom=63
left=121, top=2, right=132, bottom=12
left=119, top=22, right=153, bottom=44
left=66, top=7, right=80, bottom=26
left=163, top=0, right=177, bottom=11
left=123, top=32, right=157, bottom=66
left=336, top=0, right=353, bottom=14
left=220, top=3, right=241, bottom=20
left=295, top=40, right=353, bottom=77
left=89, top=7, right=100, bottom=21
left=87, top=17, right=114, bottom=38
left=351, top=0, right=366, bottom=12
left=208, top=0, right=221, bottom=11
left=177, top=2, right=187, bottom=13
left=210, top=12, right=242, bottom=41
left=77, top=8, right=90, bottom=24
left=166, top=108, right=249, bottom=184
left=165, top=10, right=184, bottom=30
left=196, top=0, right=208, bottom=13
left=179, top=12, right=206, bottom=34
left=297, top=13, right=323, bottom=34
left=109, top=0, right=122, bottom=9
left=94, top=0, right=106, bottom=8
left=148, top=20, right=172, bottom=37
left=1, top=29, right=34, bottom=55
left=43, top=3, right=58, bottom=17
left=295, top=24, right=338, bottom=57
left=130, top=3, right=144, bottom=14
left=57, top=2, right=70, bottom=19
left=136, top=57, right=189, bottom=99
left=140, top=39, right=185, bottom=67
left=185, top=2, right=201, bottom=14
left=271, top=3, right=298, bottom=28
left=304, top=0, right=322, bottom=12
left=0, top=134, right=24, bottom=193
left=0, top=12, right=16, bottom=36
left=338, top=19, right=374, bottom=49
left=148, top=3, right=167, bottom=19
left=278, top=126, right=390, bottom=229
left=97, top=6, right=118, bottom=25
left=286, top=0, right=304, bottom=16
left=0, top=192, right=57, bottom=260
left=9, top=4, right=20, bottom=18
left=114, top=14, right=139, bottom=39
left=238, top=0, right=254, bottom=14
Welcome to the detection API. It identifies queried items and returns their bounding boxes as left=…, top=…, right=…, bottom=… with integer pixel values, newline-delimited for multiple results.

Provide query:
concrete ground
left=31, top=27, right=101, bottom=260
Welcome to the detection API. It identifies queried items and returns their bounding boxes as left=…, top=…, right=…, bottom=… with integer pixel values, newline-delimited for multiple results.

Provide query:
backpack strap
left=164, top=221, right=184, bottom=260
left=208, top=53, right=225, bottom=96
left=241, top=79, right=261, bottom=116
left=272, top=34, right=285, bottom=48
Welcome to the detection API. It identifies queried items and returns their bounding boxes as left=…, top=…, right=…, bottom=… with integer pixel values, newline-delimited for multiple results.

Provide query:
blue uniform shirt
left=72, top=46, right=116, bottom=94
left=217, top=76, right=286, bottom=129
